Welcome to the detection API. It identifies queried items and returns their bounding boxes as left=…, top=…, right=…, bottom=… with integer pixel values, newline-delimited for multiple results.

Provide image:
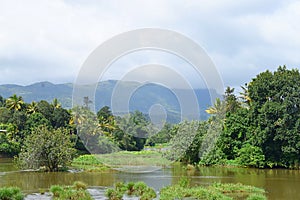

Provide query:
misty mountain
left=0, top=80, right=219, bottom=122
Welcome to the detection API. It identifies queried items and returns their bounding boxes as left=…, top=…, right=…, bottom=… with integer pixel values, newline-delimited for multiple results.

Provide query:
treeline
left=172, top=66, right=300, bottom=169
left=0, top=100, right=153, bottom=157
left=0, top=97, right=73, bottom=155
left=0, top=66, right=299, bottom=170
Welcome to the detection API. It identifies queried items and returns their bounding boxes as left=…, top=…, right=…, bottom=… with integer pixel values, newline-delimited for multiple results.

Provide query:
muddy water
left=1, top=158, right=300, bottom=199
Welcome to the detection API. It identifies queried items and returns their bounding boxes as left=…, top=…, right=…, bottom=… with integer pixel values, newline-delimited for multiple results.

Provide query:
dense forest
left=0, top=66, right=299, bottom=170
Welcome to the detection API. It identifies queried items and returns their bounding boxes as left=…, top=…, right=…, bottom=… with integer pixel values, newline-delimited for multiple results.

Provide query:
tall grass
left=0, top=187, right=24, bottom=200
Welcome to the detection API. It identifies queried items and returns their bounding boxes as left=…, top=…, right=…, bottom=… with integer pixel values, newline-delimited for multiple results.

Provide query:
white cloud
left=0, top=0, right=299, bottom=90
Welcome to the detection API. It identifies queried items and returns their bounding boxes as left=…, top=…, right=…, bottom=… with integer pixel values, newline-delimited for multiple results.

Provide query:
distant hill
left=0, top=80, right=220, bottom=122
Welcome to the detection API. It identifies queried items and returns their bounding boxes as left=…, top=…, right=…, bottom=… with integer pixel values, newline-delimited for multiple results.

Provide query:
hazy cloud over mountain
left=0, top=0, right=300, bottom=90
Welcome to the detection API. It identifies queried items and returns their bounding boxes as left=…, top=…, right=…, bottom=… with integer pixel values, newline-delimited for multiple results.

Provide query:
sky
left=1, top=0, right=300, bottom=91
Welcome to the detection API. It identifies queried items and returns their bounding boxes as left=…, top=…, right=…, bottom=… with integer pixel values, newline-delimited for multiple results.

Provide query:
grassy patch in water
left=160, top=178, right=267, bottom=200
left=50, top=181, right=92, bottom=200
left=105, top=181, right=156, bottom=200
left=0, top=187, right=24, bottom=200
left=71, top=154, right=110, bottom=172
left=95, top=150, right=171, bottom=167
left=72, top=151, right=170, bottom=171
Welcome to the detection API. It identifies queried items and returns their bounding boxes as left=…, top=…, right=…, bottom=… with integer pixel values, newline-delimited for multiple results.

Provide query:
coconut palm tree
left=205, top=98, right=226, bottom=115
left=239, top=84, right=252, bottom=109
left=27, top=101, right=38, bottom=114
left=52, top=98, right=61, bottom=109
left=6, top=94, right=24, bottom=111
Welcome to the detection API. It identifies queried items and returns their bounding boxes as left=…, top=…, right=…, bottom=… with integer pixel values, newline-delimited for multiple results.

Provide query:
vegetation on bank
left=105, top=181, right=157, bottom=200
left=159, top=179, right=267, bottom=200
left=50, top=181, right=92, bottom=200
left=71, top=151, right=171, bottom=172
left=0, top=66, right=299, bottom=170
left=0, top=180, right=267, bottom=200
left=104, top=178, right=267, bottom=200
left=0, top=186, right=24, bottom=200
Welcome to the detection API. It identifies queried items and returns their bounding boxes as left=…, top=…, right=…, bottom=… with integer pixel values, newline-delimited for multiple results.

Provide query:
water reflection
left=1, top=158, right=300, bottom=199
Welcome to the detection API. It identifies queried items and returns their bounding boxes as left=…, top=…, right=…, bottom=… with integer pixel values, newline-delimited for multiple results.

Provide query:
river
left=0, top=158, right=299, bottom=199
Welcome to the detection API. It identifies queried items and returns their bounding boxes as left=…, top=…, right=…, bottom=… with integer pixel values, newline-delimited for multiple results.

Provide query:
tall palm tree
left=6, top=94, right=24, bottom=111
left=27, top=101, right=38, bottom=114
left=239, top=84, right=252, bottom=109
left=52, top=98, right=61, bottom=109
left=205, top=98, right=225, bottom=115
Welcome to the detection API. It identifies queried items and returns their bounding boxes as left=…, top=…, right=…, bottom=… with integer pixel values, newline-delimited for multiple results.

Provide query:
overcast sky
left=1, top=0, right=300, bottom=90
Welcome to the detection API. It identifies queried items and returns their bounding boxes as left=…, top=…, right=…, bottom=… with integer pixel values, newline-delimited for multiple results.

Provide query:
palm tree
left=239, top=84, right=252, bottom=109
left=6, top=94, right=24, bottom=111
left=27, top=101, right=38, bottom=114
left=52, top=98, right=61, bottom=109
left=205, top=98, right=226, bottom=115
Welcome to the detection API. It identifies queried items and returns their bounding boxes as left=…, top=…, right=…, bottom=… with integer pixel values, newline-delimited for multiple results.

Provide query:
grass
left=0, top=187, right=24, bottom=200
left=159, top=178, right=267, bottom=200
left=50, top=181, right=92, bottom=200
left=71, top=154, right=110, bottom=172
left=105, top=179, right=267, bottom=200
left=95, top=150, right=171, bottom=167
left=71, top=150, right=171, bottom=172
left=105, top=181, right=156, bottom=200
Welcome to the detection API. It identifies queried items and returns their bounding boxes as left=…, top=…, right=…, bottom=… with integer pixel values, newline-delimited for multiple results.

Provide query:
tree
left=36, top=100, right=54, bottom=121
left=224, top=86, right=240, bottom=112
left=52, top=98, right=61, bottom=109
left=0, top=95, right=5, bottom=107
left=248, top=66, right=300, bottom=168
left=115, top=111, right=150, bottom=151
left=0, top=107, right=11, bottom=124
left=51, top=107, right=71, bottom=129
left=0, top=123, right=20, bottom=155
left=26, top=101, right=38, bottom=114
left=17, top=126, right=76, bottom=171
left=205, top=98, right=226, bottom=115
left=6, top=94, right=24, bottom=111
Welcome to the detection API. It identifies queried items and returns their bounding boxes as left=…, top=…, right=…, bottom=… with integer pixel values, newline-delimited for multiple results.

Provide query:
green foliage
left=105, top=181, right=156, bottom=200
left=71, top=154, right=110, bottom=172
left=114, top=111, right=151, bottom=151
left=248, top=66, right=300, bottom=168
left=50, top=182, right=92, bottom=200
left=200, top=66, right=300, bottom=169
left=17, top=126, right=76, bottom=171
left=235, top=144, right=265, bottom=168
left=0, top=123, right=20, bottom=155
left=72, top=181, right=88, bottom=190
left=72, top=155, right=102, bottom=165
left=160, top=179, right=266, bottom=200
left=6, top=94, right=24, bottom=111
left=0, top=187, right=24, bottom=200
left=247, top=193, right=267, bottom=200
left=0, top=107, right=11, bottom=124
left=51, top=107, right=71, bottom=129
left=165, top=121, right=200, bottom=162
left=146, top=123, right=175, bottom=145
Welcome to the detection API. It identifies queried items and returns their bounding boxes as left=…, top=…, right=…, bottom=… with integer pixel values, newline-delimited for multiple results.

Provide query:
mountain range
left=0, top=80, right=219, bottom=122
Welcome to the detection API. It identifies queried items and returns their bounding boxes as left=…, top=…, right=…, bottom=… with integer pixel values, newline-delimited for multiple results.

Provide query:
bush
left=17, top=126, right=76, bottom=171
left=50, top=182, right=92, bottom=200
left=105, top=181, right=156, bottom=200
left=0, top=187, right=24, bottom=200
left=235, top=144, right=265, bottom=168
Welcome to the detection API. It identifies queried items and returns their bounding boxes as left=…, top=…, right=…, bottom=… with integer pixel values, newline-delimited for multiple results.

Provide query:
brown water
left=1, top=158, right=300, bottom=199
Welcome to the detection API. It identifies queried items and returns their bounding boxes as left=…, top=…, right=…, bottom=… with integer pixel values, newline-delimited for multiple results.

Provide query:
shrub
left=105, top=181, right=156, bottom=200
left=50, top=182, right=92, bottom=200
left=235, top=144, right=265, bottom=168
left=17, top=126, right=76, bottom=171
left=0, top=187, right=24, bottom=200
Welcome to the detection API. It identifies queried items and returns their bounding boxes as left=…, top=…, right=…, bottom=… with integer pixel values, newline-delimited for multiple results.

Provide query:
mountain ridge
left=0, top=80, right=219, bottom=122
